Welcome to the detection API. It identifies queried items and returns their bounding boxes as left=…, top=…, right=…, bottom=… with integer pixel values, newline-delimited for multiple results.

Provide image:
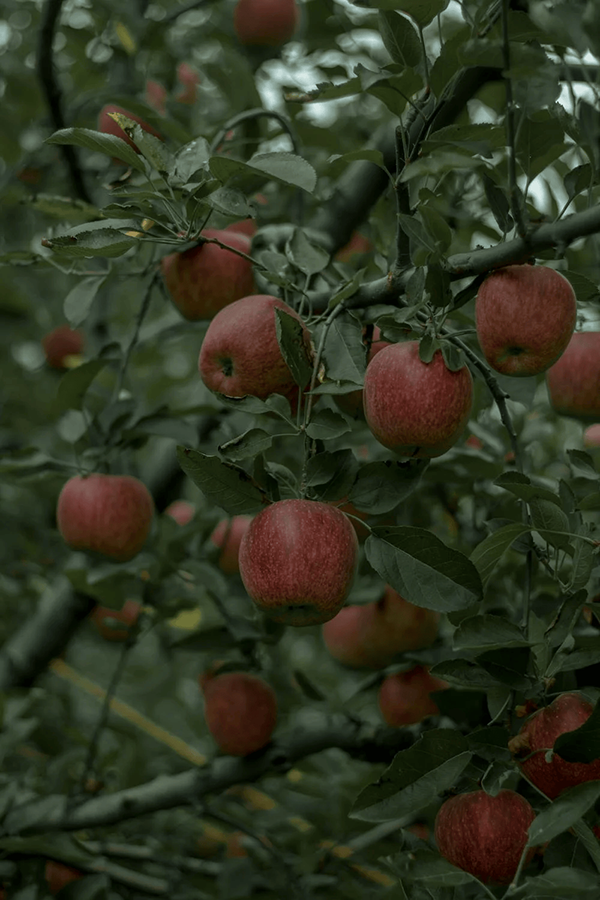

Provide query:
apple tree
left=2, top=0, right=600, bottom=896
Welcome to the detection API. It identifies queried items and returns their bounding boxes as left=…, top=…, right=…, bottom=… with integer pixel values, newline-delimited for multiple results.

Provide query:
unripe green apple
left=508, top=691, right=600, bottom=799
left=239, top=499, right=358, bottom=626
left=210, top=515, right=253, bottom=574
left=164, top=500, right=196, bottom=526
left=334, top=327, right=391, bottom=419
left=234, top=0, right=299, bottom=47
left=476, top=265, right=576, bottom=376
left=201, top=671, right=277, bottom=755
left=363, top=342, right=473, bottom=458
left=322, top=586, right=439, bottom=668
left=434, top=790, right=535, bottom=885
left=378, top=666, right=448, bottom=726
left=546, top=332, right=600, bottom=421
left=162, top=229, right=254, bottom=320
left=90, top=599, right=142, bottom=642
left=45, top=860, right=83, bottom=895
left=57, top=474, right=154, bottom=562
left=97, top=104, right=162, bottom=153
left=198, top=294, right=313, bottom=411
left=42, top=325, right=84, bottom=369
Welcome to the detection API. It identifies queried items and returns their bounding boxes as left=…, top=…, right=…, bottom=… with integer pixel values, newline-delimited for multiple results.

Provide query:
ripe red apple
left=508, top=691, right=600, bottom=799
left=210, top=515, right=253, bottom=574
left=176, top=62, right=200, bottom=104
left=161, top=229, right=254, bottom=320
left=322, top=586, right=439, bottom=668
left=201, top=670, right=277, bottom=755
left=90, top=599, right=142, bottom=642
left=335, top=231, right=372, bottom=263
left=145, top=79, right=167, bottom=114
left=42, top=325, right=84, bottom=369
left=476, top=265, right=576, bottom=376
left=198, top=294, right=313, bottom=411
left=97, top=104, right=162, bottom=153
left=363, top=342, right=473, bottom=458
left=434, top=790, right=535, bottom=885
left=239, top=499, right=358, bottom=626
left=584, top=423, right=600, bottom=448
left=233, top=0, right=299, bottom=47
left=224, top=218, right=257, bottom=238
left=378, top=666, right=448, bottom=726
left=546, top=332, right=600, bottom=421
left=45, top=860, right=83, bottom=895
left=334, top=327, right=391, bottom=419
left=165, top=500, right=196, bottom=526
left=57, top=474, right=154, bottom=562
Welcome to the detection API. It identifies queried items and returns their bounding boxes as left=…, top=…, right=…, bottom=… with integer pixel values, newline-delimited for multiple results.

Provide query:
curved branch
left=37, top=0, right=92, bottom=203
left=3, top=716, right=413, bottom=834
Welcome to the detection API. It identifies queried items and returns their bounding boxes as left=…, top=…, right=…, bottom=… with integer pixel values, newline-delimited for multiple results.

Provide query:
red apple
left=165, top=500, right=196, bottom=526
left=201, top=671, right=277, bottom=755
left=57, top=474, right=154, bottom=562
left=233, top=0, right=299, bottom=47
left=224, top=218, right=257, bottom=238
left=45, top=860, right=83, bottom=894
left=476, top=265, right=576, bottom=376
left=161, top=229, right=254, bottom=320
left=145, top=80, right=167, bottom=114
left=90, top=599, right=142, bottom=642
left=176, top=62, right=200, bottom=104
left=198, top=294, right=313, bottom=411
left=239, top=499, right=358, bottom=626
left=434, top=790, right=535, bottom=885
left=97, top=104, right=163, bottom=153
left=42, top=325, right=84, bottom=369
left=322, top=586, right=439, bottom=668
left=363, top=342, right=473, bottom=458
left=508, top=691, right=600, bottom=799
left=546, top=332, right=600, bottom=421
left=334, top=327, right=391, bottom=419
left=378, top=666, right=448, bottom=726
left=335, top=231, right=372, bottom=263
left=210, top=515, right=253, bottom=574
left=584, top=423, right=600, bottom=448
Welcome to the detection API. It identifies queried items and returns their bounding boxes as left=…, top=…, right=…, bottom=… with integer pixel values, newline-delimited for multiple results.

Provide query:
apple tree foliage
left=2, top=0, right=600, bottom=897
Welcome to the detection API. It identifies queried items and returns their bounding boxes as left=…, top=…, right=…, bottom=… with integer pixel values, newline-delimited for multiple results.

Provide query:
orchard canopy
left=3, top=0, right=600, bottom=898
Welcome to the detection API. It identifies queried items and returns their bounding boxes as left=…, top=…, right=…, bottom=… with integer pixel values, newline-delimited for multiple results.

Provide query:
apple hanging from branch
left=546, top=332, right=600, bottom=421
left=200, top=670, right=277, bottom=756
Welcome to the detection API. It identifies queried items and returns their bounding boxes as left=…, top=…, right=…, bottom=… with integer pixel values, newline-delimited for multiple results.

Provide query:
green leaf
left=305, top=449, right=358, bottom=502
left=249, top=152, right=317, bottom=192
left=172, top=137, right=211, bottom=183
left=391, top=849, right=475, bottom=886
left=470, top=523, right=532, bottom=585
left=495, top=471, right=563, bottom=507
left=553, top=700, right=600, bottom=763
left=46, top=126, right=145, bottom=171
left=176, top=447, right=270, bottom=515
left=42, top=226, right=137, bottom=259
left=111, top=114, right=173, bottom=172
left=519, top=866, right=600, bottom=895
left=320, top=313, right=367, bottom=384
left=429, top=658, right=503, bottom=689
left=529, top=498, right=572, bottom=549
left=349, top=460, right=427, bottom=514
left=378, top=11, right=423, bottom=69
left=64, top=276, right=104, bottom=327
left=352, top=729, right=471, bottom=822
left=305, top=409, right=351, bottom=441
left=476, top=647, right=533, bottom=690
left=481, top=172, right=513, bottom=232
left=366, top=526, right=483, bottom=612
left=366, top=0, right=449, bottom=28
left=528, top=782, right=600, bottom=846
left=57, top=359, right=113, bottom=410
left=274, top=308, right=313, bottom=388
left=218, top=429, right=273, bottom=462
left=453, top=615, right=529, bottom=652
left=286, top=228, right=330, bottom=275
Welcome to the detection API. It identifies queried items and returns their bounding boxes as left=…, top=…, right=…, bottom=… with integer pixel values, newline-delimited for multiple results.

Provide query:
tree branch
left=3, top=716, right=413, bottom=834
left=37, top=0, right=92, bottom=203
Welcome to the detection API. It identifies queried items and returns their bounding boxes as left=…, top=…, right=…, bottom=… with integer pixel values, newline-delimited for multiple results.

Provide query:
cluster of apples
left=435, top=691, right=600, bottom=885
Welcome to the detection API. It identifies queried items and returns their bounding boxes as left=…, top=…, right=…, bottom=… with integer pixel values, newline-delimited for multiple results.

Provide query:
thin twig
left=501, top=0, right=527, bottom=238
left=115, top=271, right=160, bottom=398
left=37, top=0, right=92, bottom=203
